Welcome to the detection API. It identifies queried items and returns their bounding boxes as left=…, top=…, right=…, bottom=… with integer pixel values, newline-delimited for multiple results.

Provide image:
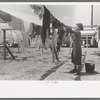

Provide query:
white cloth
left=0, top=5, right=42, bottom=26
left=98, top=40, right=100, bottom=48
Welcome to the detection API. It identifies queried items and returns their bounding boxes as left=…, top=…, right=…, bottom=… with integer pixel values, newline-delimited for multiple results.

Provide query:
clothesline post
left=2, top=28, right=15, bottom=60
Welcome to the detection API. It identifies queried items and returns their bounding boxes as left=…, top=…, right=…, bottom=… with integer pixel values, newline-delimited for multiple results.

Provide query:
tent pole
left=11, top=31, right=14, bottom=51
left=15, top=30, right=20, bottom=53
left=52, top=27, right=55, bottom=63
left=3, top=30, right=6, bottom=60
left=5, top=44, right=15, bottom=59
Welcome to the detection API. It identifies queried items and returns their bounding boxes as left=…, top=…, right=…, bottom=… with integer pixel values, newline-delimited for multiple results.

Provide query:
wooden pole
left=14, top=30, right=20, bottom=52
left=3, top=30, right=6, bottom=60
left=5, top=44, right=15, bottom=59
left=11, top=31, right=14, bottom=51
left=91, top=5, right=93, bottom=28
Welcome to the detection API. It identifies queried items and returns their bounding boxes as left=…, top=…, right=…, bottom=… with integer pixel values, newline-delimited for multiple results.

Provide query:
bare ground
left=0, top=47, right=100, bottom=81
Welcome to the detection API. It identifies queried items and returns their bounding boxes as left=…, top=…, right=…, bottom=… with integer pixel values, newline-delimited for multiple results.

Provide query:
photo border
left=0, top=1, right=100, bottom=98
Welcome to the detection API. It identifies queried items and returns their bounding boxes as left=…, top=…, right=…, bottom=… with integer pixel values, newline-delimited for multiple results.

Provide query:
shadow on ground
left=39, top=62, right=65, bottom=80
left=81, top=71, right=100, bottom=76
left=75, top=71, right=100, bottom=81
left=15, top=56, right=35, bottom=62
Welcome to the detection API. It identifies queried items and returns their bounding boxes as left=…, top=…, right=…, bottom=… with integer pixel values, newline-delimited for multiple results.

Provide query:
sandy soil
left=0, top=46, right=100, bottom=81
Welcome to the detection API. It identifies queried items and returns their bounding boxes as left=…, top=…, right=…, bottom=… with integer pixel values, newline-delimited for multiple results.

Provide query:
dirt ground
left=0, top=46, right=100, bottom=81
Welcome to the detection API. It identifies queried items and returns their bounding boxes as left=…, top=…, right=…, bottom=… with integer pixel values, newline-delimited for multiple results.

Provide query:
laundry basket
left=85, top=63, right=95, bottom=73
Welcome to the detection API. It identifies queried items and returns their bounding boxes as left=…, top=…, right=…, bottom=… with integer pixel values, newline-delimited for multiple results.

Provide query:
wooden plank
left=91, top=5, right=93, bottom=27
left=2, top=29, right=15, bottom=60
left=5, top=44, right=15, bottom=60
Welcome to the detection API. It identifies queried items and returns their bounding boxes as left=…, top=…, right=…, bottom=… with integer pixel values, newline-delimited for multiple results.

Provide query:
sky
left=94, top=5, right=100, bottom=25
left=46, top=5, right=91, bottom=26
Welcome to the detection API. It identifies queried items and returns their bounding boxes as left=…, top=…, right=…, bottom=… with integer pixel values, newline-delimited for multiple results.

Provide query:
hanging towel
left=42, top=6, right=50, bottom=43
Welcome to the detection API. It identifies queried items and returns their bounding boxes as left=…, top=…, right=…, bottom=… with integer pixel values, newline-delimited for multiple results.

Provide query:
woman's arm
left=65, top=25, right=74, bottom=33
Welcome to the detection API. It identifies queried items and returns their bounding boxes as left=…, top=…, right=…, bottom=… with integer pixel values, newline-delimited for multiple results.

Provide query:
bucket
left=85, top=63, right=95, bottom=73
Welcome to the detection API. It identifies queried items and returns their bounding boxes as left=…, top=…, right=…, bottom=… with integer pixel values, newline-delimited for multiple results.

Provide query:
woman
left=67, top=23, right=83, bottom=75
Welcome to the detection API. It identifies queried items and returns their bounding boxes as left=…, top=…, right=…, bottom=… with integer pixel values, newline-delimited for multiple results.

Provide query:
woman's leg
left=77, top=65, right=81, bottom=75
left=69, top=50, right=77, bottom=73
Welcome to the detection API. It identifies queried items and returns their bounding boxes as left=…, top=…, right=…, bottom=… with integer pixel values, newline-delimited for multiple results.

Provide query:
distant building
left=81, top=25, right=98, bottom=48
left=62, top=25, right=99, bottom=48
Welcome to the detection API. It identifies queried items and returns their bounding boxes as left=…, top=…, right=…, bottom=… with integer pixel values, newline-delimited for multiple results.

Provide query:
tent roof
left=0, top=4, right=42, bottom=26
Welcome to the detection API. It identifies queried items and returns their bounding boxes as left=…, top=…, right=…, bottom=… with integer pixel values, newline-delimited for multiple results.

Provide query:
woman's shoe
left=69, top=68, right=77, bottom=73
left=76, top=71, right=81, bottom=75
